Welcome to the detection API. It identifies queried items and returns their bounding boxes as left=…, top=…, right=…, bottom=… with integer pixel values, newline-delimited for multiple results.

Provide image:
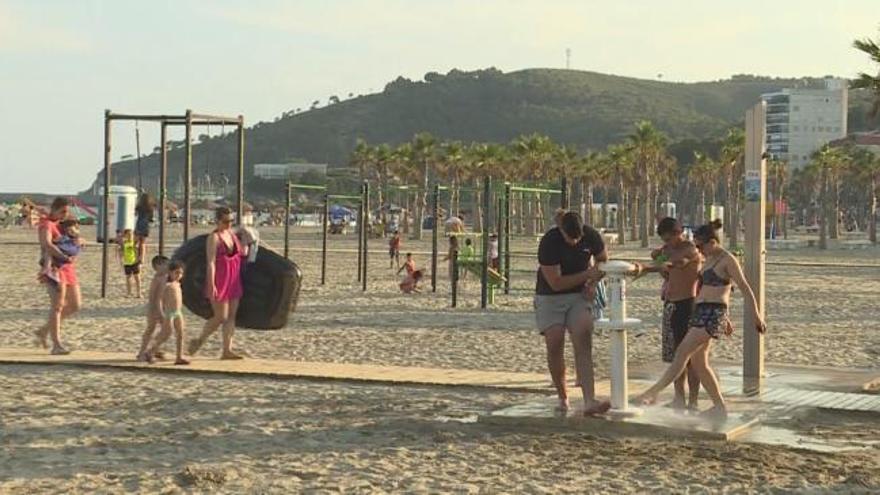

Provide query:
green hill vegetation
left=89, top=68, right=877, bottom=199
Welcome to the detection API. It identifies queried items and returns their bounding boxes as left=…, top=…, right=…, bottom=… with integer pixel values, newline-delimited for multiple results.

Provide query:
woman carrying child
left=35, top=197, right=81, bottom=355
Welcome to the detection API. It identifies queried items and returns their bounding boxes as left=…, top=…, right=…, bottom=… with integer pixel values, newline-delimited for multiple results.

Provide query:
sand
left=1, top=225, right=879, bottom=493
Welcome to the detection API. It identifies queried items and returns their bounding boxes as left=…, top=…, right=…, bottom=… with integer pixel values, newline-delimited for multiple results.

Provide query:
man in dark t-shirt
left=535, top=211, right=610, bottom=414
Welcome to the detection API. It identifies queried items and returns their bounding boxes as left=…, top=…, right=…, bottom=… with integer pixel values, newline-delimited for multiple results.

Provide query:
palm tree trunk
left=414, top=191, right=424, bottom=240
left=630, top=189, right=638, bottom=242
left=640, top=172, right=650, bottom=248
left=819, top=169, right=828, bottom=250
left=830, top=174, right=840, bottom=239
left=586, top=181, right=595, bottom=226
left=601, top=186, right=610, bottom=229
left=516, top=192, right=524, bottom=234
left=616, top=176, right=626, bottom=244
left=574, top=179, right=585, bottom=220
left=870, top=176, right=877, bottom=244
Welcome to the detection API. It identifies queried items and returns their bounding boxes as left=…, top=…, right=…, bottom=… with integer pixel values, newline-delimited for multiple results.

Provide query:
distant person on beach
left=399, top=269, right=424, bottom=294
left=637, top=217, right=702, bottom=411
left=389, top=230, right=401, bottom=268
left=188, top=206, right=248, bottom=360
left=135, top=193, right=155, bottom=264
left=489, top=233, right=499, bottom=270
left=535, top=211, right=609, bottom=414
left=397, top=252, right=416, bottom=277
left=152, top=260, right=190, bottom=365
left=136, top=255, right=170, bottom=363
left=636, top=220, right=766, bottom=419
left=35, top=197, right=81, bottom=355
left=118, top=229, right=142, bottom=298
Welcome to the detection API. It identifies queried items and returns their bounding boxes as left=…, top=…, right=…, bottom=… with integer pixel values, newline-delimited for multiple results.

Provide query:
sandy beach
left=1, top=225, right=879, bottom=492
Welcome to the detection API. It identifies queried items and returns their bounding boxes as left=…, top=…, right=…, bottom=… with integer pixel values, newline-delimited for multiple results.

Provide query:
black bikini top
left=700, top=257, right=730, bottom=287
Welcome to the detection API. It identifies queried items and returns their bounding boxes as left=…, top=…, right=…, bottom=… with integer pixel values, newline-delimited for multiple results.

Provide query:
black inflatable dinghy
left=173, top=234, right=303, bottom=330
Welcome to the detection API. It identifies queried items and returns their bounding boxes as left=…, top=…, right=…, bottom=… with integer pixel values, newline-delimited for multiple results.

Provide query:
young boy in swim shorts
left=147, top=260, right=189, bottom=365
left=389, top=230, right=401, bottom=269
left=136, top=255, right=169, bottom=363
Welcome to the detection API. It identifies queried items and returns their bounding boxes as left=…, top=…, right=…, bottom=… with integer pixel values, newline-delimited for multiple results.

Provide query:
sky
left=0, top=0, right=877, bottom=194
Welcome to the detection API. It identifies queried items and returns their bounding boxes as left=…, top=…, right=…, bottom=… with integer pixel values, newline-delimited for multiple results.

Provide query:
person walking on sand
left=34, top=197, right=81, bottom=355
left=134, top=193, right=155, bottom=265
left=637, top=218, right=702, bottom=411
left=535, top=211, right=609, bottom=414
left=146, top=260, right=190, bottom=365
left=389, top=230, right=401, bottom=269
left=188, top=206, right=248, bottom=360
left=136, top=255, right=169, bottom=362
left=636, top=220, right=766, bottom=420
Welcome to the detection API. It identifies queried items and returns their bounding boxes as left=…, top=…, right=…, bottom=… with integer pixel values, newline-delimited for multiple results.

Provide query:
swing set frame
left=100, top=109, right=245, bottom=298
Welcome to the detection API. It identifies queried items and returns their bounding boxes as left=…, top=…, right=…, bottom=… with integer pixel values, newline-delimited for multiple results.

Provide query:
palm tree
left=350, top=138, right=373, bottom=183
left=719, top=128, right=745, bottom=247
left=852, top=31, right=880, bottom=117
left=389, top=143, right=415, bottom=234
left=411, top=132, right=437, bottom=239
left=767, top=157, right=789, bottom=239
left=510, top=134, right=556, bottom=234
left=850, top=148, right=880, bottom=244
left=689, top=151, right=719, bottom=224
left=628, top=121, right=667, bottom=247
left=606, top=143, right=633, bottom=244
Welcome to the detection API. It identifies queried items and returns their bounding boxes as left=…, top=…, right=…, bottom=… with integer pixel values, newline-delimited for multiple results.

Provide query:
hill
left=88, top=68, right=878, bottom=199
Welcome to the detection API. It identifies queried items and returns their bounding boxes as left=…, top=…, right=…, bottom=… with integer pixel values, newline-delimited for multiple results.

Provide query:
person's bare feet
left=50, top=345, right=70, bottom=356
left=187, top=338, right=203, bottom=356
left=220, top=352, right=244, bottom=360
left=152, top=350, right=166, bottom=360
left=555, top=397, right=571, bottom=412
left=687, top=399, right=700, bottom=413
left=32, top=326, right=49, bottom=349
left=635, top=392, right=658, bottom=406
left=174, top=358, right=190, bottom=366
left=670, top=397, right=686, bottom=410
left=136, top=352, right=155, bottom=364
left=582, top=399, right=611, bottom=416
left=699, top=404, right=728, bottom=421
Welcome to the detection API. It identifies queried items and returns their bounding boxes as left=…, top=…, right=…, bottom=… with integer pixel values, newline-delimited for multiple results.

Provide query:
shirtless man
left=638, top=218, right=701, bottom=410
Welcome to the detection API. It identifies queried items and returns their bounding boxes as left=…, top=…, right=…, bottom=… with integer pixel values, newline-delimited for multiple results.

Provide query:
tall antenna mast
left=565, top=48, right=571, bottom=70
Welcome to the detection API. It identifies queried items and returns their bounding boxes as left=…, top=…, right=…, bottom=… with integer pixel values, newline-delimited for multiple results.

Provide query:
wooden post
left=158, top=122, right=167, bottom=256
left=451, top=251, right=459, bottom=308
left=503, top=183, right=511, bottom=295
left=431, top=183, right=439, bottom=293
left=357, top=186, right=363, bottom=282
left=480, top=176, right=491, bottom=309
left=236, top=116, right=245, bottom=224
left=560, top=176, right=569, bottom=209
left=362, top=181, right=369, bottom=291
left=321, top=193, right=329, bottom=285
left=743, top=102, right=766, bottom=394
left=283, top=182, right=290, bottom=259
left=183, top=110, right=193, bottom=241
left=101, top=110, right=111, bottom=298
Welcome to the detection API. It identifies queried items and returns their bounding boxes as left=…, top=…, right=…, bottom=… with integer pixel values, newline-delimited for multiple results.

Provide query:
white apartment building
left=254, top=162, right=328, bottom=180
left=761, top=78, right=848, bottom=169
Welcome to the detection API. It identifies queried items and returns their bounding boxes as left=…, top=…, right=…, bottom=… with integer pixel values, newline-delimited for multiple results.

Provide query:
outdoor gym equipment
left=101, top=109, right=245, bottom=298
left=283, top=181, right=366, bottom=288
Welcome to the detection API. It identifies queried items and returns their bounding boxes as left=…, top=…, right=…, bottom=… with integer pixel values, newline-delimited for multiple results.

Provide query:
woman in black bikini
left=636, top=220, right=766, bottom=419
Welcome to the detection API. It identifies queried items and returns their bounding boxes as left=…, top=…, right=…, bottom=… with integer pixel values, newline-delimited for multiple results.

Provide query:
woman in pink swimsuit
left=36, top=197, right=81, bottom=355
left=188, top=206, right=248, bottom=359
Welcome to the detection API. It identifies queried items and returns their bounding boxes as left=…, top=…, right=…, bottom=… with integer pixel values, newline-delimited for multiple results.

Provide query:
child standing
left=136, top=255, right=169, bottom=362
left=148, top=260, right=189, bottom=365
left=118, top=229, right=142, bottom=297
left=389, top=230, right=401, bottom=268
left=489, top=233, right=499, bottom=270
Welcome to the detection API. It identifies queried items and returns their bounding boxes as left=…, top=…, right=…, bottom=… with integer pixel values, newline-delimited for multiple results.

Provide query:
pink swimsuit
left=39, top=217, right=78, bottom=286
left=207, top=231, right=244, bottom=302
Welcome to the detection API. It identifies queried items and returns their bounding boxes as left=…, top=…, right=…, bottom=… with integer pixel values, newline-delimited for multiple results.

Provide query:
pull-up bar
left=101, top=109, right=245, bottom=299
left=508, top=185, right=562, bottom=195
left=283, top=181, right=368, bottom=287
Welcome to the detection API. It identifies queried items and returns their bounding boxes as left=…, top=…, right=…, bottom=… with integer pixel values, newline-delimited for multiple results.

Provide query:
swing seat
left=174, top=235, right=303, bottom=330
